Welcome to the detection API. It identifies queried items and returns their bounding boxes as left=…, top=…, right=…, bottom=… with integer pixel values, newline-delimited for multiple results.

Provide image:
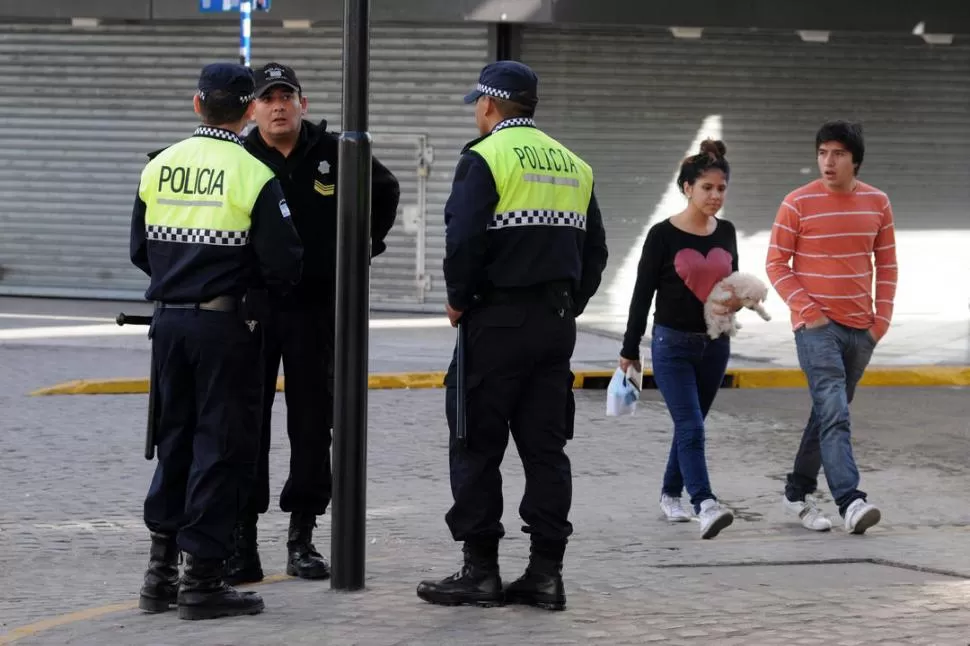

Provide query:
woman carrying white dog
left=619, top=140, right=741, bottom=539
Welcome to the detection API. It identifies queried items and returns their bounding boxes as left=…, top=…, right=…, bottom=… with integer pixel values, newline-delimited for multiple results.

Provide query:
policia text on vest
left=512, top=144, right=579, bottom=175
left=157, top=165, right=226, bottom=197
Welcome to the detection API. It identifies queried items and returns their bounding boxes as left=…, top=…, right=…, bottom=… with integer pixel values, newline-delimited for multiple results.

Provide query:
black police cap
left=463, top=60, right=539, bottom=108
left=197, top=62, right=255, bottom=103
left=254, top=62, right=303, bottom=97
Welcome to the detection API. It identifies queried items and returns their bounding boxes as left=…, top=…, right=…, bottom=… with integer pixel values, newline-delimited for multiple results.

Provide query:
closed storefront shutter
left=520, top=26, right=970, bottom=329
left=0, top=21, right=487, bottom=309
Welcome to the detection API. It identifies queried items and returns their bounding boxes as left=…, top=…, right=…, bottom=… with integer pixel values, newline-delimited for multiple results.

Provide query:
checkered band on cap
left=193, top=126, right=244, bottom=146
left=147, top=224, right=249, bottom=247
left=197, top=91, right=254, bottom=104
left=477, top=83, right=512, bottom=100
left=492, top=118, right=537, bottom=133
left=488, top=210, right=587, bottom=231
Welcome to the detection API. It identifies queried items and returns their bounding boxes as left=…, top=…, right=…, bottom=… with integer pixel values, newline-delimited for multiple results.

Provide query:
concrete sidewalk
left=3, top=297, right=970, bottom=397
left=0, top=296, right=621, bottom=381
left=2, top=380, right=969, bottom=644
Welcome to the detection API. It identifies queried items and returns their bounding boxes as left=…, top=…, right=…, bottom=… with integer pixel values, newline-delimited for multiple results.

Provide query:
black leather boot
left=177, top=553, right=264, bottom=620
left=504, top=543, right=566, bottom=611
left=138, top=531, right=180, bottom=613
left=416, top=542, right=503, bottom=607
left=286, top=512, right=331, bottom=579
left=224, top=516, right=263, bottom=586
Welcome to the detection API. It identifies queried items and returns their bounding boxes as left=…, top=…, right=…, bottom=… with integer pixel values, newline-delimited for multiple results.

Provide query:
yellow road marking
left=0, top=573, right=290, bottom=644
left=0, top=603, right=136, bottom=645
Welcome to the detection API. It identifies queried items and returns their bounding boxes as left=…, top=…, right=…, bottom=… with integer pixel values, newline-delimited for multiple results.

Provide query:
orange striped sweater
left=765, top=179, right=898, bottom=341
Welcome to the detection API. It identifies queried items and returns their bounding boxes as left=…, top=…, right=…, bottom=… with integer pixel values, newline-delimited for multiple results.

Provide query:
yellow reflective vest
left=470, top=122, right=594, bottom=230
left=131, top=126, right=303, bottom=303
left=139, top=127, right=276, bottom=243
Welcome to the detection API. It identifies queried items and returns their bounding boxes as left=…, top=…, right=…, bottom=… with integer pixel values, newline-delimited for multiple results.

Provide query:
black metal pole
left=331, top=0, right=371, bottom=592
left=495, top=23, right=512, bottom=60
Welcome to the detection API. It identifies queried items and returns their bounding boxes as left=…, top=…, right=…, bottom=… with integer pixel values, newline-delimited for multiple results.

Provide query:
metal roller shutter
left=520, top=26, right=970, bottom=330
left=0, top=21, right=488, bottom=309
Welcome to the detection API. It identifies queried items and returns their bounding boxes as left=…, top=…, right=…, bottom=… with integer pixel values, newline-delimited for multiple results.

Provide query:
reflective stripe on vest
left=470, top=125, right=594, bottom=231
left=138, top=136, right=274, bottom=246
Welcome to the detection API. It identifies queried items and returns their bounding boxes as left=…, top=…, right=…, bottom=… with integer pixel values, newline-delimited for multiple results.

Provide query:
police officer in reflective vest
left=416, top=61, right=609, bottom=611
left=129, top=63, right=303, bottom=621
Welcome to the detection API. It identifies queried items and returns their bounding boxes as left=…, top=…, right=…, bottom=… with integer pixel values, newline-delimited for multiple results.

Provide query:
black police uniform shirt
left=129, top=127, right=304, bottom=304
left=621, top=218, right=739, bottom=358
left=244, top=119, right=401, bottom=300
left=443, top=120, right=609, bottom=315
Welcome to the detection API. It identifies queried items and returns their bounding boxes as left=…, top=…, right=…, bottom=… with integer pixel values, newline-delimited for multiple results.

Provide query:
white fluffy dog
left=704, top=272, right=771, bottom=339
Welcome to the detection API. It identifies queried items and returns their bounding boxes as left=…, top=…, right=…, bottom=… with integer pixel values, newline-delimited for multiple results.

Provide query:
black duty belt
left=156, top=294, right=238, bottom=312
left=482, top=281, right=574, bottom=307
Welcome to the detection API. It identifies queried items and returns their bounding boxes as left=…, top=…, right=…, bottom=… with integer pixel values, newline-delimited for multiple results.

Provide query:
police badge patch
left=318, top=160, right=331, bottom=175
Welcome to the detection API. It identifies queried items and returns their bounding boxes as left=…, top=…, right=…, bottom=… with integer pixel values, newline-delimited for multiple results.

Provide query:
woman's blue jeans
left=651, top=324, right=730, bottom=513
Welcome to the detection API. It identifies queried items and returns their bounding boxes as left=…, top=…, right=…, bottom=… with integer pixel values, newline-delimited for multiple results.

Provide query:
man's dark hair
left=198, top=90, right=251, bottom=127
left=677, top=139, right=730, bottom=193
left=492, top=96, right=535, bottom=120
left=816, top=120, right=865, bottom=174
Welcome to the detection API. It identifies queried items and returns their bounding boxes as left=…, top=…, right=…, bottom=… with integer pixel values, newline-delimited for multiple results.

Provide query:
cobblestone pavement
left=2, top=347, right=970, bottom=645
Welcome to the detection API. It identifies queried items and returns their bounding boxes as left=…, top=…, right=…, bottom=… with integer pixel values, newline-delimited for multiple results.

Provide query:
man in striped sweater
left=766, top=121, right=898, bottom=535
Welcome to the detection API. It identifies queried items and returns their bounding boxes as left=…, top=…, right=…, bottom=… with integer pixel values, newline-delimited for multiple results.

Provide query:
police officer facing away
left=224, top=62, right=400, bottom=585
left=130, top=63, right=303, bottom=620
left=416, top=61, right=608, bottom=611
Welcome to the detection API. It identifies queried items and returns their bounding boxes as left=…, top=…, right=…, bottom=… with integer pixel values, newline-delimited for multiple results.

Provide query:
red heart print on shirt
left=673, top=248, right=733, bottom=303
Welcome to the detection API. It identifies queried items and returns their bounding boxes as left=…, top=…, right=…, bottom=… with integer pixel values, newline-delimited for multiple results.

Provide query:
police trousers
left=143, top=308, right=263, bottom=560
left=444, top=300, right=577, bottom=552
left=244, top=297, right=334, bottom=519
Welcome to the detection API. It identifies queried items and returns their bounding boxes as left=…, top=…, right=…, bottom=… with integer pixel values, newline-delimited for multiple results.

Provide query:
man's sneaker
left=783, top=496, right=832, bottom=532
left=697, top=499, right=733, bottom=539
left=844, top=499, right=881, bottom=535
left=660, top=494, right=692, bottom=522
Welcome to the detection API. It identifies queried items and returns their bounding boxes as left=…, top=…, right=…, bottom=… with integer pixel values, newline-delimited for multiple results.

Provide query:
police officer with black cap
left=416, top=60, right=608, bottom=611
left=130, top=62, right=303, bottom=621
left=223, top=61, right=400, bottom=586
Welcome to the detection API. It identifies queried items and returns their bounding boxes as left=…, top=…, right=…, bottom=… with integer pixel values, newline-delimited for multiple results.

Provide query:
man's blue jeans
left=786, top=321, right=876, bottom=517
left=651, top=325, right=730, bottom=513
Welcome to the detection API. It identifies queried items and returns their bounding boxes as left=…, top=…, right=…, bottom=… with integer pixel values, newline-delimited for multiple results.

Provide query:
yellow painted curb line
left=29, top=365, right=970, bottom=396
left=30, top=373, right=451, bottom=396
left=0, top=574, right=290, bottom=645
left=730, top=366, right=970, bottom=389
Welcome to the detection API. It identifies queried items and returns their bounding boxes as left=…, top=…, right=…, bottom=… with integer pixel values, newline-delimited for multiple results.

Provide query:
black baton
left=455, top=321, right=467, bottom=445
left=116, top=313, right=153, bottom=326
left=117, top=311, right=158, bottom=460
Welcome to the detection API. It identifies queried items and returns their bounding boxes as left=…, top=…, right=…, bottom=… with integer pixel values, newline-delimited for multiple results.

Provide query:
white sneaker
left=844, top=499, right=881, bottom=535
left=697, top=499, right=733, bottom=539
left=783, top=496, right=832, bottom=532
left=660, top=494, right=692, bottom=522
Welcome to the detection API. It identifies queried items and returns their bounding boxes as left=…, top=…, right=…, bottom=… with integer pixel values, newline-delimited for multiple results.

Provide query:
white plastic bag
left=606, top=367, right=640, bottom=416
